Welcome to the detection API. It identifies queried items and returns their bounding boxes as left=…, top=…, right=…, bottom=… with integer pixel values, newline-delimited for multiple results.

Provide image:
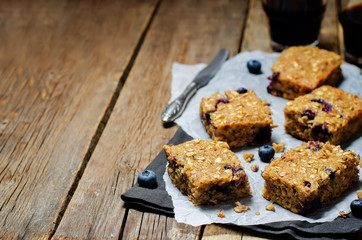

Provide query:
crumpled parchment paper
left=164, top=51, right=362, bottom=227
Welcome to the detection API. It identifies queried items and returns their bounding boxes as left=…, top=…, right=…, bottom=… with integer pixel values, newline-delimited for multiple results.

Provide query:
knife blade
left=161, top=49, right=229, bottom=124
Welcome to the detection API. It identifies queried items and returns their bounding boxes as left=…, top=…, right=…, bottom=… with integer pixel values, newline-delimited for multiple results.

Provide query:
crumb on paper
left=217, top=209, right=225, bottom=218
left=357, top=190, right=362, bottom=199
left=255, top=211, right=260, bottom=215
left=243, top=152, right=254, bottom=162
left=272, top=142, right=285, bottom=153
left=265, top=201, right=275, bottom=211
left=233, top=202, right=250, bottom=213
left=339, top=211, right=350, bottom=218
left=251, top=164, right=259, bottom=172
left=271, top=124, right=279, bottom=128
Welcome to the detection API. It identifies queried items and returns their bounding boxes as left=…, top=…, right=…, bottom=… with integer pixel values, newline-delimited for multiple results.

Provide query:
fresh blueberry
left=247, top=60, right=262, bottom=74
left=350, top=199, right=362, bottom=217
left=237, top=87, right=248, bottom=94
left=258, top=145, right=275, bottom=163
left=137, top=170, right=157, bottom=189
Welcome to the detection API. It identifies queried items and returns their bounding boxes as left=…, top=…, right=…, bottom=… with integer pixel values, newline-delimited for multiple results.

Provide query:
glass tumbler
left=262, top=0, right=327, bottom=51
left=338, top=0, right=362, bottom=67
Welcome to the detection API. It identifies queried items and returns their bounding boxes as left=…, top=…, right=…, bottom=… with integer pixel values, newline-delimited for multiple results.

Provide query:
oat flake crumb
left=265, top=202, right=275, bottom=211
left=251, top=164, right=259, bottom=172
left=217, top=209, right=225, bottom=218
left=233, top=201, right=250, bottom=213
left=243, top=152, right=254, bottom=162
left=255, top=211, right=260, bottom=215
left=339, top=211, right=350, bottom=218
left=357, top=190, right=362, bottom=199
left=272, top=142, right=285, bottom=153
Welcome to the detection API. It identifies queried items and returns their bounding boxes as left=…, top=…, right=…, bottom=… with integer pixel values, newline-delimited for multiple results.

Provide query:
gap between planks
left=237, top=0, right=251, bottom=53
left=47, top=0, right=163, bottom=239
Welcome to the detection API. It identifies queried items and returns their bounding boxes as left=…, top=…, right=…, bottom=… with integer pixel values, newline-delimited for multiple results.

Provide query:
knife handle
left=161, top=82, right=198, bottom=123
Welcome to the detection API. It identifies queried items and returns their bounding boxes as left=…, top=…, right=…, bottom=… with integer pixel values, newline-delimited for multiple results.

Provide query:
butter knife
left=161, top=49, right=229, bottom=124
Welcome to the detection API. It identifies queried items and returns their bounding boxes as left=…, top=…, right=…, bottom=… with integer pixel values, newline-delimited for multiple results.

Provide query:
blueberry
left=311, top=99, right=333, bottom=113
left=137, top=170, right=157, bottom=189
left=324, top=168, right=335, bottom=180
left=267, top=72, right=280, bottom=82
left=302, top=109, right=316, bottom=119
left=308, top=141, right=322, bottom=151
left=267, top=72, right=280, bottom=93
left=247, top=60, right=262, bottom=74
left=312, top=124, right=330, bottom=141
left=224, top=165, right=243, bottom=176
left=205, top=110, right=214, bottom=123
left=350, top=199, right=362, bottom=218
left=237, top=87, right=247, bottom=94
left=258, top=145, right=275, bottom=163
left=303, top=181, right=312, bottom=188
left=215, top=98, right=229, bottom=107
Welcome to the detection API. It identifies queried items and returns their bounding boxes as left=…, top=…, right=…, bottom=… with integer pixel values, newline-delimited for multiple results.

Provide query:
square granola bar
left=284, top=85, right=362, bottom=145
left=262, top=141, right=360, bottom=215
left=163, top=139, right=251, bottom=205
left=200, top=89, right=274, bottom=148
left=267, top=46, right=342, bottom=99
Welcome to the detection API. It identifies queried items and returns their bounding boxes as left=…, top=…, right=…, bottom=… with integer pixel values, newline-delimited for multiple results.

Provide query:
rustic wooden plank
left=335, top=0, right=346, bottom=61
left=165, top=217, right=202, bottom=240
left=318, top=0, right=340, bottom=52
left=0, top=0, right=158, bottom=239
left=53, top=0, right=249, bottom=239
left=241, top=0, right=271, bottom=52
left=122, top=210, right=201, bottom=240
left=202, top=224, right=275, bottom=240
left=202, top=225, right=241, bottom=240
left=131, top=211, right=169, bottom=240
left=242, top=234, right=274, bottom=240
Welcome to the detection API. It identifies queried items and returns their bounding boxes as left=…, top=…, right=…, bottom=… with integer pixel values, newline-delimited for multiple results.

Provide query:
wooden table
left=0, top=0, right=359, bottom=239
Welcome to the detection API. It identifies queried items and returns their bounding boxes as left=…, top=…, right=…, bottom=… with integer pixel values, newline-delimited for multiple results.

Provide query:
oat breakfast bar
left=200, top=89, right=273, bottom=148
left=262, top=141, right=360, bottom=215
left=267, top=46, right=342, bottom=99
left=284, top=85, right=362, bottom=145
left=163, top=139, right=251, bottom=205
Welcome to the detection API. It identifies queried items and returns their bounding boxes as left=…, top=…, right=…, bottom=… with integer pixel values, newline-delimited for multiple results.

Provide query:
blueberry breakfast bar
left=163, top=139, right=251, bottom=205
left=284, top=85, right=362, bottom=145
left=267, top=46, right=342, bottom=99
left=200, top=89, right=273, bottom=148
left=262, top=141, right=360, bottom=215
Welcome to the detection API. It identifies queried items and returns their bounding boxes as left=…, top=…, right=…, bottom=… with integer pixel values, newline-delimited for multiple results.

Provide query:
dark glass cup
left=262, top=0, right=327, bottom=51
left=338, top=0, right=362, bottom=67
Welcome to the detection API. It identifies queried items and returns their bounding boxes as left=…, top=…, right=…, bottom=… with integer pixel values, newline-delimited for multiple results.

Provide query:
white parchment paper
left=164, top=51, right=362, bottom=227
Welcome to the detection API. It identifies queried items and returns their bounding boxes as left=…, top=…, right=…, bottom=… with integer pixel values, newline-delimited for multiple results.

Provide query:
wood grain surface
left=53, top=0, right=249, bottom=239
left=0, top=0, right=158, bottom=238
left=0, top=0, right=355, bottom=239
